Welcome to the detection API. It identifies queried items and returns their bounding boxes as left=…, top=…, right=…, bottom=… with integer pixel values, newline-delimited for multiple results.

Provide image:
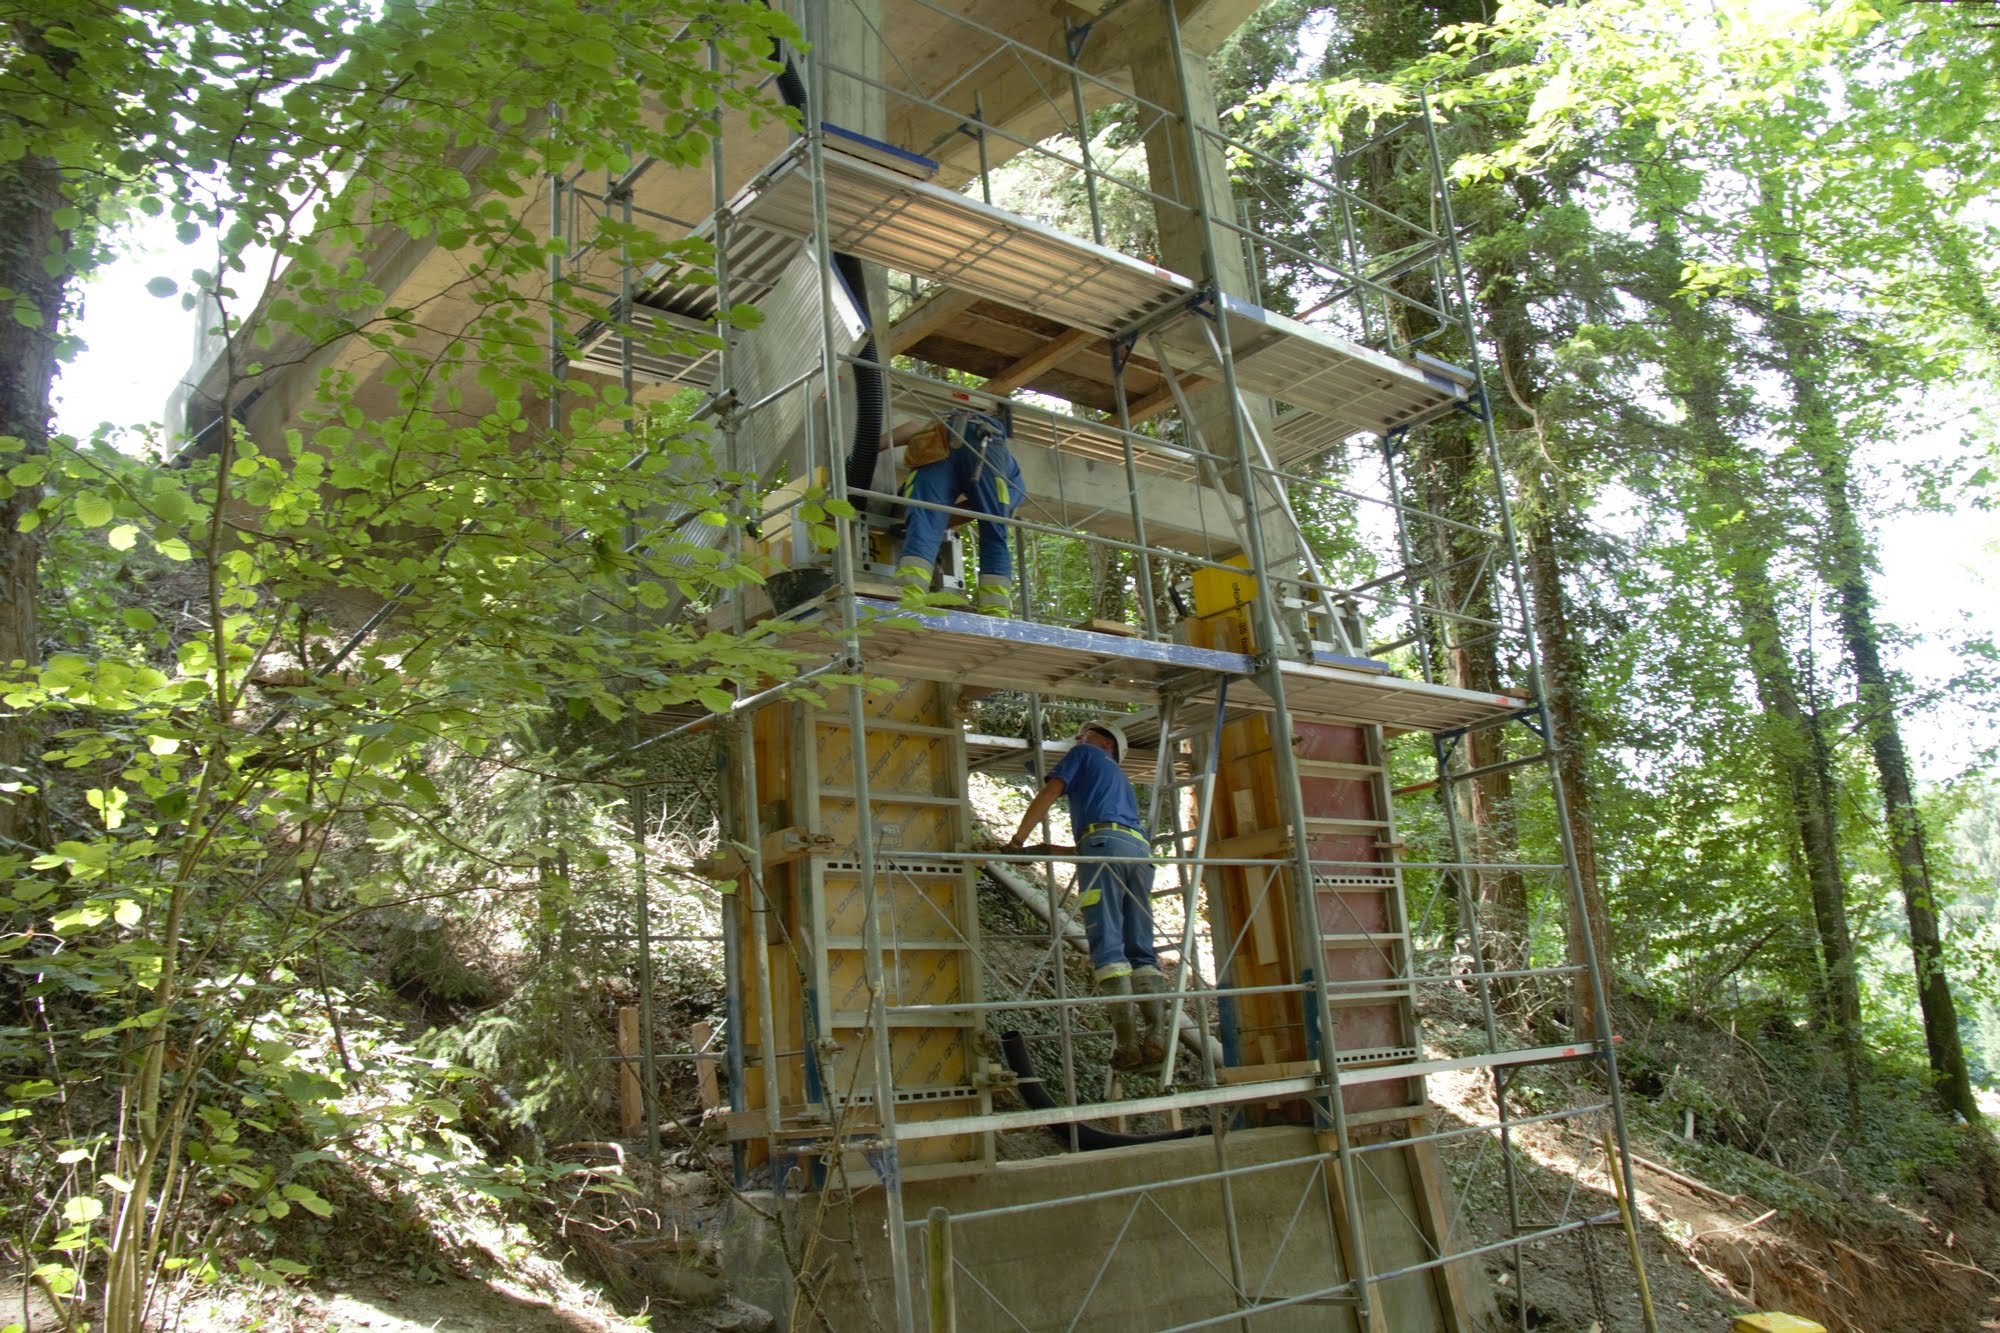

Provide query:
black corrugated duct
left=771, top=38, right=883, bottom=510
left=1000, top=1030, right=1212, bottom=1151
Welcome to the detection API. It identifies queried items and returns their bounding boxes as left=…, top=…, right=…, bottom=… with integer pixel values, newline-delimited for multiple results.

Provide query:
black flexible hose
left=770, top=37, right=883, bottom=509
left=1000, top=1030, right=1212, bottom=1151
left=773, top=37, right=807, bottom=112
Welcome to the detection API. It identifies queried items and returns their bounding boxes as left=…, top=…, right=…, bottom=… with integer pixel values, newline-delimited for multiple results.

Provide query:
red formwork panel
left=1297, top=721, right=1417, bottom=1116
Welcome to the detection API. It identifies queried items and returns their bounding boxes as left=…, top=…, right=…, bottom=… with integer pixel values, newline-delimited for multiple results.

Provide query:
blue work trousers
left=898, top=420, right=1023, bottom=579
left=1076, top=829, right=1157, bottom=980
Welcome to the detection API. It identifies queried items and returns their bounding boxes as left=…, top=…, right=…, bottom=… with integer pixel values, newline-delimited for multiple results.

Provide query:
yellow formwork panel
left=1732, top=1318, right=1826, bottom=1333
left=822, top=871, right=968, bottom=944
left=815, top=720, right=957, bottom=797
left=814, top=801, right=957, bottom=851
left=1191, top=553, right=1257, bottom=622
left=891, top=1100, right=984, bottom=1170
left=823, top=1028, right=974, bottom=1113
left=800, top=678, right=989, bottom=1169
left=827, top=947, right=966, bottom=1013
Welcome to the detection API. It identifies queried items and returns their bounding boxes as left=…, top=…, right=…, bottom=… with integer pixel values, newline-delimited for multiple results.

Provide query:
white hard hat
left=1079, top=720, right=1128, bottom=765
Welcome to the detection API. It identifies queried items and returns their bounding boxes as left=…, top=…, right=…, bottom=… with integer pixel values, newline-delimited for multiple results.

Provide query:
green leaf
left=276, top=1182, right=335, bottom=1218
left=572, top=36, right=619, bottom=67
left=74, top=493, right=114, bottom=528
left=107, top=524, right=139, bottom=551
left=145, top=277, right=178, bottom=299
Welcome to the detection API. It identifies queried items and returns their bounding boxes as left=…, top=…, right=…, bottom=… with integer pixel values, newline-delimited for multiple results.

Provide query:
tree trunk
left=1765, top=281, right=1982, bottom=1123
left=1086, top=543, right=1129, bottom=624
left=1490, top=317, right=1612, bottom=1035
left=1522, top=496, right=1608, bottom=1015
left=0, top=144, right=66, bottom=851
left=1665, top=294, right=1864, bottom=1121
left=1416, top=419, right=1530, bottom=1006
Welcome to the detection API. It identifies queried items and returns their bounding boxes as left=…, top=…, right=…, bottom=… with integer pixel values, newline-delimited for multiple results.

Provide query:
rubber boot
left=973, top=574, right=1013, bottom=617
left=895, top=556, right=933, bottom=591
left=1130, top=967, right=1169, bottom=1066
left=1098, top=974, right=1144, bottom=1072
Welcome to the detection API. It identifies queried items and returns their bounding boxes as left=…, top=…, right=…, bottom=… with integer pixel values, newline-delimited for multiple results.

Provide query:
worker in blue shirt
left=1004, top=720, right=1165, bottom=1072
left=894, top=405, right=1022, bottom=615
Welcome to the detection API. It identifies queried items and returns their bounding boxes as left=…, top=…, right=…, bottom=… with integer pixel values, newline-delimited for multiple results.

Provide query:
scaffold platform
left=577, top=139, right=1476, bottom=454
left=780, top=595, right=1528, bottom=734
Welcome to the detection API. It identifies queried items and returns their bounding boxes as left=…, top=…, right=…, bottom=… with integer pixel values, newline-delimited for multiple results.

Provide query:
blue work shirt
left=1049, top=742, right=1143, bottom=837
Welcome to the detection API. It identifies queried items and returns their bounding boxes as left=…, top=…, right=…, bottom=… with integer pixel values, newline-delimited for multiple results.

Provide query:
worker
left=894, top=403, right=1022, bottom=616
left=1003, top=719, right=1168, bottom=1072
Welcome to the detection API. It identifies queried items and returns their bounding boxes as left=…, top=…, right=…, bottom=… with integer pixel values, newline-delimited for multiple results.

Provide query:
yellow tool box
left=1732, top=1315, right=1827, bottom=1333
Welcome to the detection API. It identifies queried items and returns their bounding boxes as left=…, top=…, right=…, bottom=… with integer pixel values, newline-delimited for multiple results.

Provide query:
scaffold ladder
left=1142, top=324, right=1358, bottom=655
left=1144, top=683, right=1231, bottom=1086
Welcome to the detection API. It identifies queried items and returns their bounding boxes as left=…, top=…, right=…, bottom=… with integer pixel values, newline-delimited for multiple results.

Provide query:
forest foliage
left=0, top=0, right=1996, bottom=1327
left=1232, top=0, right=2000, bottom=1114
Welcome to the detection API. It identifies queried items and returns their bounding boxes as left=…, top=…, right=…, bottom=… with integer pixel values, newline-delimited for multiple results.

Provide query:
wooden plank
left=888, top=288, right=983, bottom=355
left=694, top=824, right=833, bottom=880
left=1217, top=1059, right=1318, bottom=1085
left=980, top=325, right=1097, bottom=395
left=1342, top=1101, right=1433, bottom=1129
left=1319, top=1134, right=1393, bottom=1333
left=618, top=1006, right=643, bottom=1133
left=1208, top=827, right=1291, bottom=861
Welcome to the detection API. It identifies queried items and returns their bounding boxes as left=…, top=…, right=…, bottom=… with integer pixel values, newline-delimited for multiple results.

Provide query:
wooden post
left=691, top=1020, right=722, bottom=1109
left=618, top=1006, right=643, bottom=1134
left=925, top=1206, right=955, bottom=1332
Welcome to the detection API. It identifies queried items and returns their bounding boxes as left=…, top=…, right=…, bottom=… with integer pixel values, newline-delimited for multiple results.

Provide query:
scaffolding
left=550, top=2, right=1647, bottom=1328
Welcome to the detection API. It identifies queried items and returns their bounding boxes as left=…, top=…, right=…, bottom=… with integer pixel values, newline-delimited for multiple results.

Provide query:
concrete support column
left=1127, top=8, right=1299, bottom=577
left=816, top=0, right=891, bottom=322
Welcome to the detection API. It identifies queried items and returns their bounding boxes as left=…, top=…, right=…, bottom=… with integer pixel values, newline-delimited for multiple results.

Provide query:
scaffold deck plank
left=777, top=595, right=1529, bottom=733
left=1249, top=660, right=1529, bottom=734
left=821, top=597, right=1244, bottom=707
left=886, top=1040, right=1607, bottom=1143
left=715, top=143, right=1472, bottom=445
left=736, top=142, right=1193, bottom=339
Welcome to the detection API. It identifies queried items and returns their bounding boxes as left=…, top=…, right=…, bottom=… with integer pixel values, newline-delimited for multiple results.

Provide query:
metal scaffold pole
left=1159, top=0, right=1372, bottom=1318
left=801, top=1, right=918, bottom=1325
left=1415, top=82, right=1642, bottom=1224
left=709, top=33, right=786, bottom=1163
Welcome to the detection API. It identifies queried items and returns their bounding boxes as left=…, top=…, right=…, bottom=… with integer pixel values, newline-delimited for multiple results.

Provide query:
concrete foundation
left=719, top=1125, right=1485, bottom=1331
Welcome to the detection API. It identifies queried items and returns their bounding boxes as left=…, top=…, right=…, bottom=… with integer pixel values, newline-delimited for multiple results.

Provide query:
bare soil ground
left=1425, top=1057, right=2000, bottom=1332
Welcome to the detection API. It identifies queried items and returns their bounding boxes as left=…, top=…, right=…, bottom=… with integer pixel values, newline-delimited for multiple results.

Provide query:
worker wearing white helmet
left=1005, top=719, right=1166, bottom=1072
